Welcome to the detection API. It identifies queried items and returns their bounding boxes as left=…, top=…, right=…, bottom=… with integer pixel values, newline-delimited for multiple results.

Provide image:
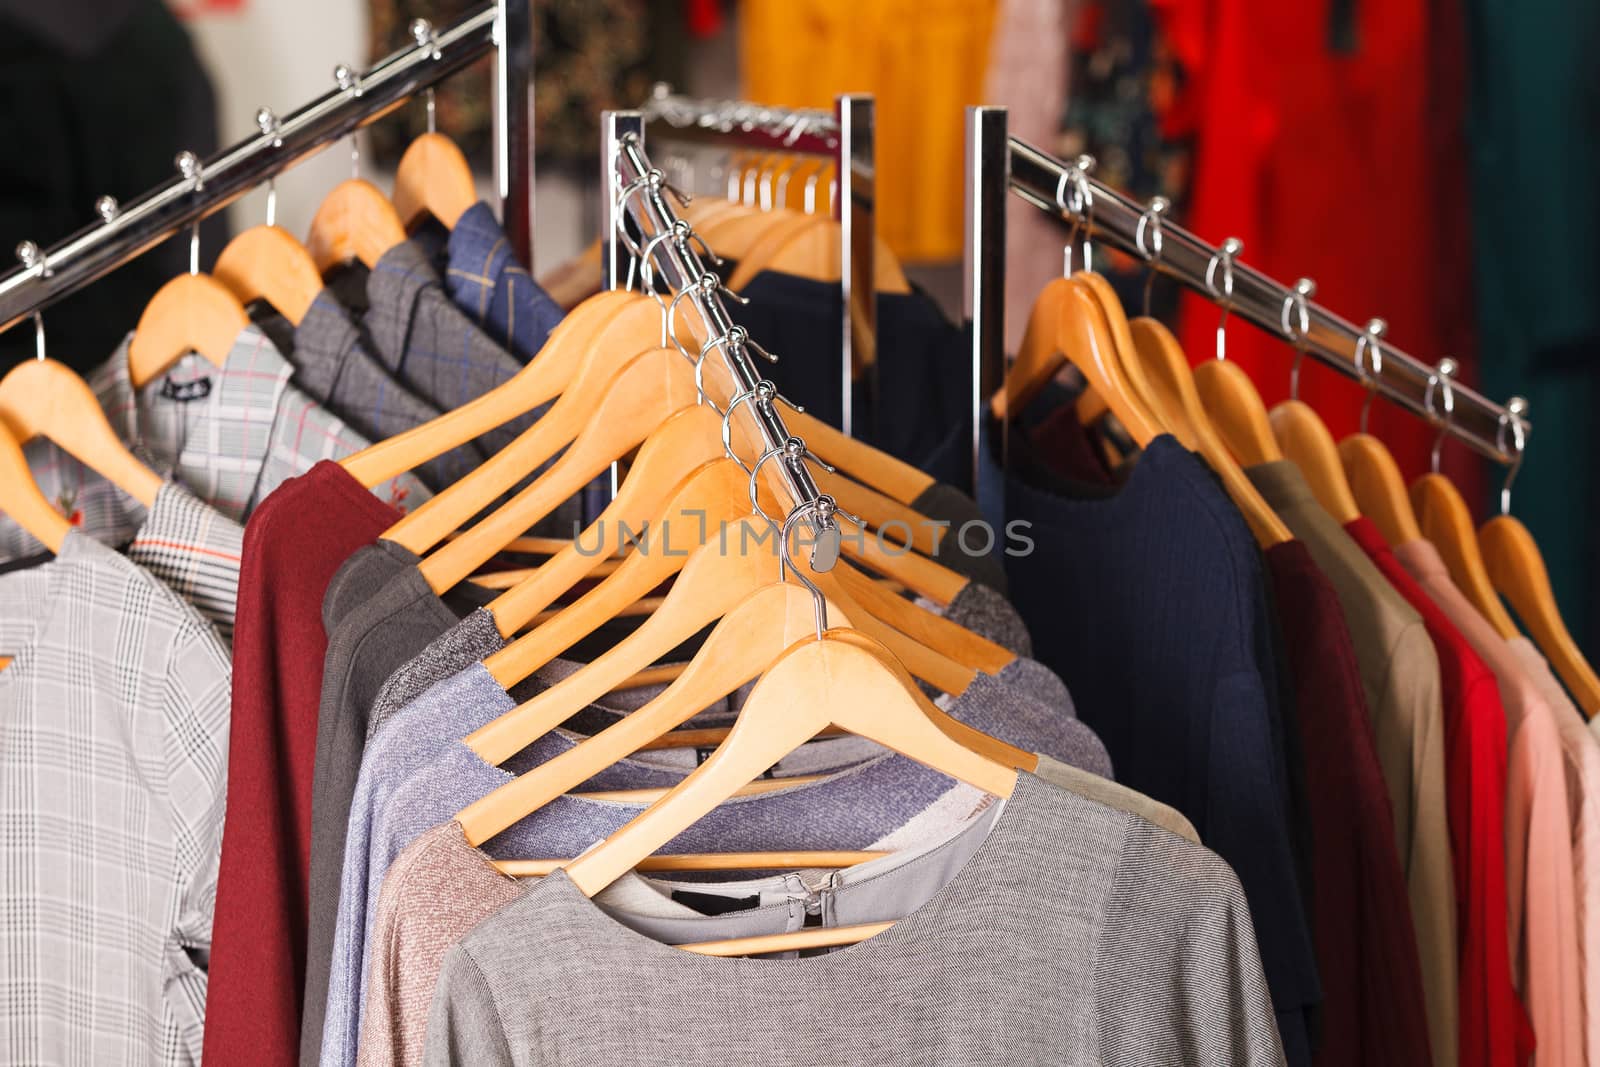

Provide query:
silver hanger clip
left=1134, top=196, right=1168, bottom=317
left=1205, top=237, right=1243, bottom=361
left=1055, top=154, right=1097, bottom=275
left=1354, top=318, right=1387, bottom=434
left=1280, top=278, right=1316, bottom=400
left=176, top=151, right=204, bottom=274
left=1496, top=396, right=1528, bottom=516
left=16, top=241, right=48, bottom=360
left=255, top=108, right=283, bottom=226
left=1423, top=358, right=1458, bottom=474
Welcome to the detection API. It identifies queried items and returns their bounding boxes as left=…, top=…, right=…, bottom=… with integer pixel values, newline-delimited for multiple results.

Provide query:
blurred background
left=0, top=0, right=1595, bottom=651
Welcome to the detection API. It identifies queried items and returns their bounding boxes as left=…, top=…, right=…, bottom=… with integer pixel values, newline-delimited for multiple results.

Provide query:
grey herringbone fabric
left=0, top=325, right=430, bottom=561
left=126, top=480, right=244, bottom=642
left=292, top=292, right=480, bottom=491
left=423, top=772, right=1285, bottom=1066
left=0, top=530, right=232, bottom=1064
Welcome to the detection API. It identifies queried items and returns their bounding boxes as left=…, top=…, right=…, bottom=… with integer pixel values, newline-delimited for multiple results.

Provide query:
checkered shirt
left=442, top=201, right=563, bottom=363
left=0, top=325, right=430, bottom=561
left=290, top=292, right=480, bottom=490
left=127, top=481, right=244, bottom=643
left=0, top=530, right=232, bottom=1064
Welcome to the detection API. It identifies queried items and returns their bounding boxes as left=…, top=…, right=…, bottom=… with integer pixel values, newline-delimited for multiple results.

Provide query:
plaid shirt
left=127, top=481, right=245, bottom=643
left=363, top=239, right=540, bottom=464
left=0, top=326, right=429, bottom=562
left=442, top=201, right=563, bottom=363
left=290, top=292, right=480, bottom=491
left=0, top=530, right=232, bottom=1064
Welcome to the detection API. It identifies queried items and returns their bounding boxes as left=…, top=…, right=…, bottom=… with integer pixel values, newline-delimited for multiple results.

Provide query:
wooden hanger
left=494, top=852, right=888, bottom=878
left=0, top=358, right=161, bottom=509
left=305, top=178, right=407, bottom=273
left=344, top=289, right=641, bottom=491
left=1118, top=314, right=1293, bottom=546
left=0, top=414, right=71, bottom=555
left=478, top=460, right=981, bottom=702
left=417, top=345, right=703, bottom=592
left=458, top=581, right=855, bottom=843
left=125, top=274, right=251, bottom=390
left=1411, top=473, right=1519, bottom=639
left=482, top=405, right=970, bottom=633
left=1480, top=514, right=1600, bottom=715
left=212, top=224, right=323, bottom=326
left=1270, top=401, right=1361, bottom=524
left=732, top=217, right=912, bottom=295
left=1194, top=361, right=1283, bottom=466
left=1340, top=434, right=1423, bottom=546
left=392, top=131, right=477, bottom=231
left=992, top=276, right=1162, bottom=445
left=561, top=628, right=1021, bottom=903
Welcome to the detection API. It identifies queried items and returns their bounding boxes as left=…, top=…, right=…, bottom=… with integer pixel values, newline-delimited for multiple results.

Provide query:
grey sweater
left=423, top=771, right=1286, bottom=1066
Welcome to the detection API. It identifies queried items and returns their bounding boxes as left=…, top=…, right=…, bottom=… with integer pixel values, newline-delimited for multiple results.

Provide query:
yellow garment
left=740, top=0, right=1001, bottom=263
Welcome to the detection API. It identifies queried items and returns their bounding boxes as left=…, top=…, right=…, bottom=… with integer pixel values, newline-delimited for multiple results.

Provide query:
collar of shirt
left=444, top=201, right=564, bottom=362
left=292, top=291, right=373, bottom=402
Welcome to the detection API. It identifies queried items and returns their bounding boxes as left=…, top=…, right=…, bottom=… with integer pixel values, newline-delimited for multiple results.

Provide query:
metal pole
left=1004, top=137, right=1525, bottom=464
left=835, top=94, right=875, bottom=441
left=600, top=112, right=647, bottom=293
left=494, top=0, right=535, bottom=270
left=0, top=3, right=500, bottom=334
left=965, top=107, right=1008, bottom=498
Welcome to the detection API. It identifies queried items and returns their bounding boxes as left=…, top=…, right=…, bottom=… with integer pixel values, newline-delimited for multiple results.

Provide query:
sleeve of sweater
left=423, top=945, right=516, bottom=1067
left=1094, top=818, right=1288, bottom=1067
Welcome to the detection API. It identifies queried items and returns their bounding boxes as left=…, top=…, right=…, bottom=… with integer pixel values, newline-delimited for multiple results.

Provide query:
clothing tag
left=669, top=889, right=762, bottom=916
left=159, top=376, right=213, bottom=403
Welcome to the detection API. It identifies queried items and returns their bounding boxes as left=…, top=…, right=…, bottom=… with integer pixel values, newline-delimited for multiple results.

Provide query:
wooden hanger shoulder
left=392, top=132, right=477, bottom=231
left=1339, top=433, right=1423, bottom=545
left=1480, top=513, right=1600, bottom=715
left=343, top=289, right=641, bottom=491
left=212, top=224, right=323, bottom=326
left=1269, top=400, right=1361, bottom=524
left=126, top=273, right=250, bottom=390
left=0, top=415, right=70, bottom=554
left=1194, top=359, right=1283, bottom=466
left=0, top=358, right=161, bottom=509
left=1411, top=472, right=1520, bottom=639
left=306, top=177, right=406, bottom=273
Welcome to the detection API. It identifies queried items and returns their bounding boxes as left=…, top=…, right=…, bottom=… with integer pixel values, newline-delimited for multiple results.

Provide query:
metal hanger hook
left=334, top=65, right=363, bottom=177
left=612, top=173, right=656, bottom=291
left=1353, top=318, right=1387, bottom=434
left=255, top=108, right=282, bottom=226
left=1204, top=237, right=1244, bottom=361
left=1279, top=277, right=1316, bottom=400
left=1054, top=154, right=1097, bottom=275
left=778, top=502, right=832, bottom=638
left=1134, top=196, right=1169, bottom=318
left=1496, top=396, right=1529, bottom=515
left=176, top=151, right=204, bottom=274
left=16, top=242, right=47, bottom=361
left=1423, top=357, right=1458, bottom=474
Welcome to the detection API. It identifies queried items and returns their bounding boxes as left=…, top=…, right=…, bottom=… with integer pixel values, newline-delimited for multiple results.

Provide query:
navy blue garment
left=727, top=270, right=969, bottom=471
left=442, top=202, right=564, bottom=364
left=925, top=417, right=1320, bottom=1066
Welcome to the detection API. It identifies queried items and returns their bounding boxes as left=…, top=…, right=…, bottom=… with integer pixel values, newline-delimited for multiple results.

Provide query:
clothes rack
left=0, top=0, right=535, bottom=335
left=602, top=114, right=844, bottom=573
left=962, top=106, right=1529, bottom=499
left=637, top=85, right=877, bottom=440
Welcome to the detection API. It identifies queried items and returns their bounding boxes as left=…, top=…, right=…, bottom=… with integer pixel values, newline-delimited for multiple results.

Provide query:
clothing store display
left=1246, top=461, right=1457, bottom=1067
left=1392, top=537, right=1583, bottom=1066
left=424, top=772, right=1286, bottom=1066
left=0, top=531, right=231, bottom=1064
left=1, top=23, right=1582, bottom=1066
left=0, top=325, right=428, bottom=562
left=1262, top=540, right=1434, bottom=1066
left=204, top=462, right=404, bottom=1067
left=1344, top=518, right=1527, bottom=1067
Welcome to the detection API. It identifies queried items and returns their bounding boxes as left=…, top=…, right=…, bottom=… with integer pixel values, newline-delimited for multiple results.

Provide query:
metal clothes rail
left=962, top=106, right=1527, bottom=496
left=636, top=85, right=876, bottom=440
left=0, top=0, right=535, bottom=335
left=601, top=114, right=843, bottom=572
